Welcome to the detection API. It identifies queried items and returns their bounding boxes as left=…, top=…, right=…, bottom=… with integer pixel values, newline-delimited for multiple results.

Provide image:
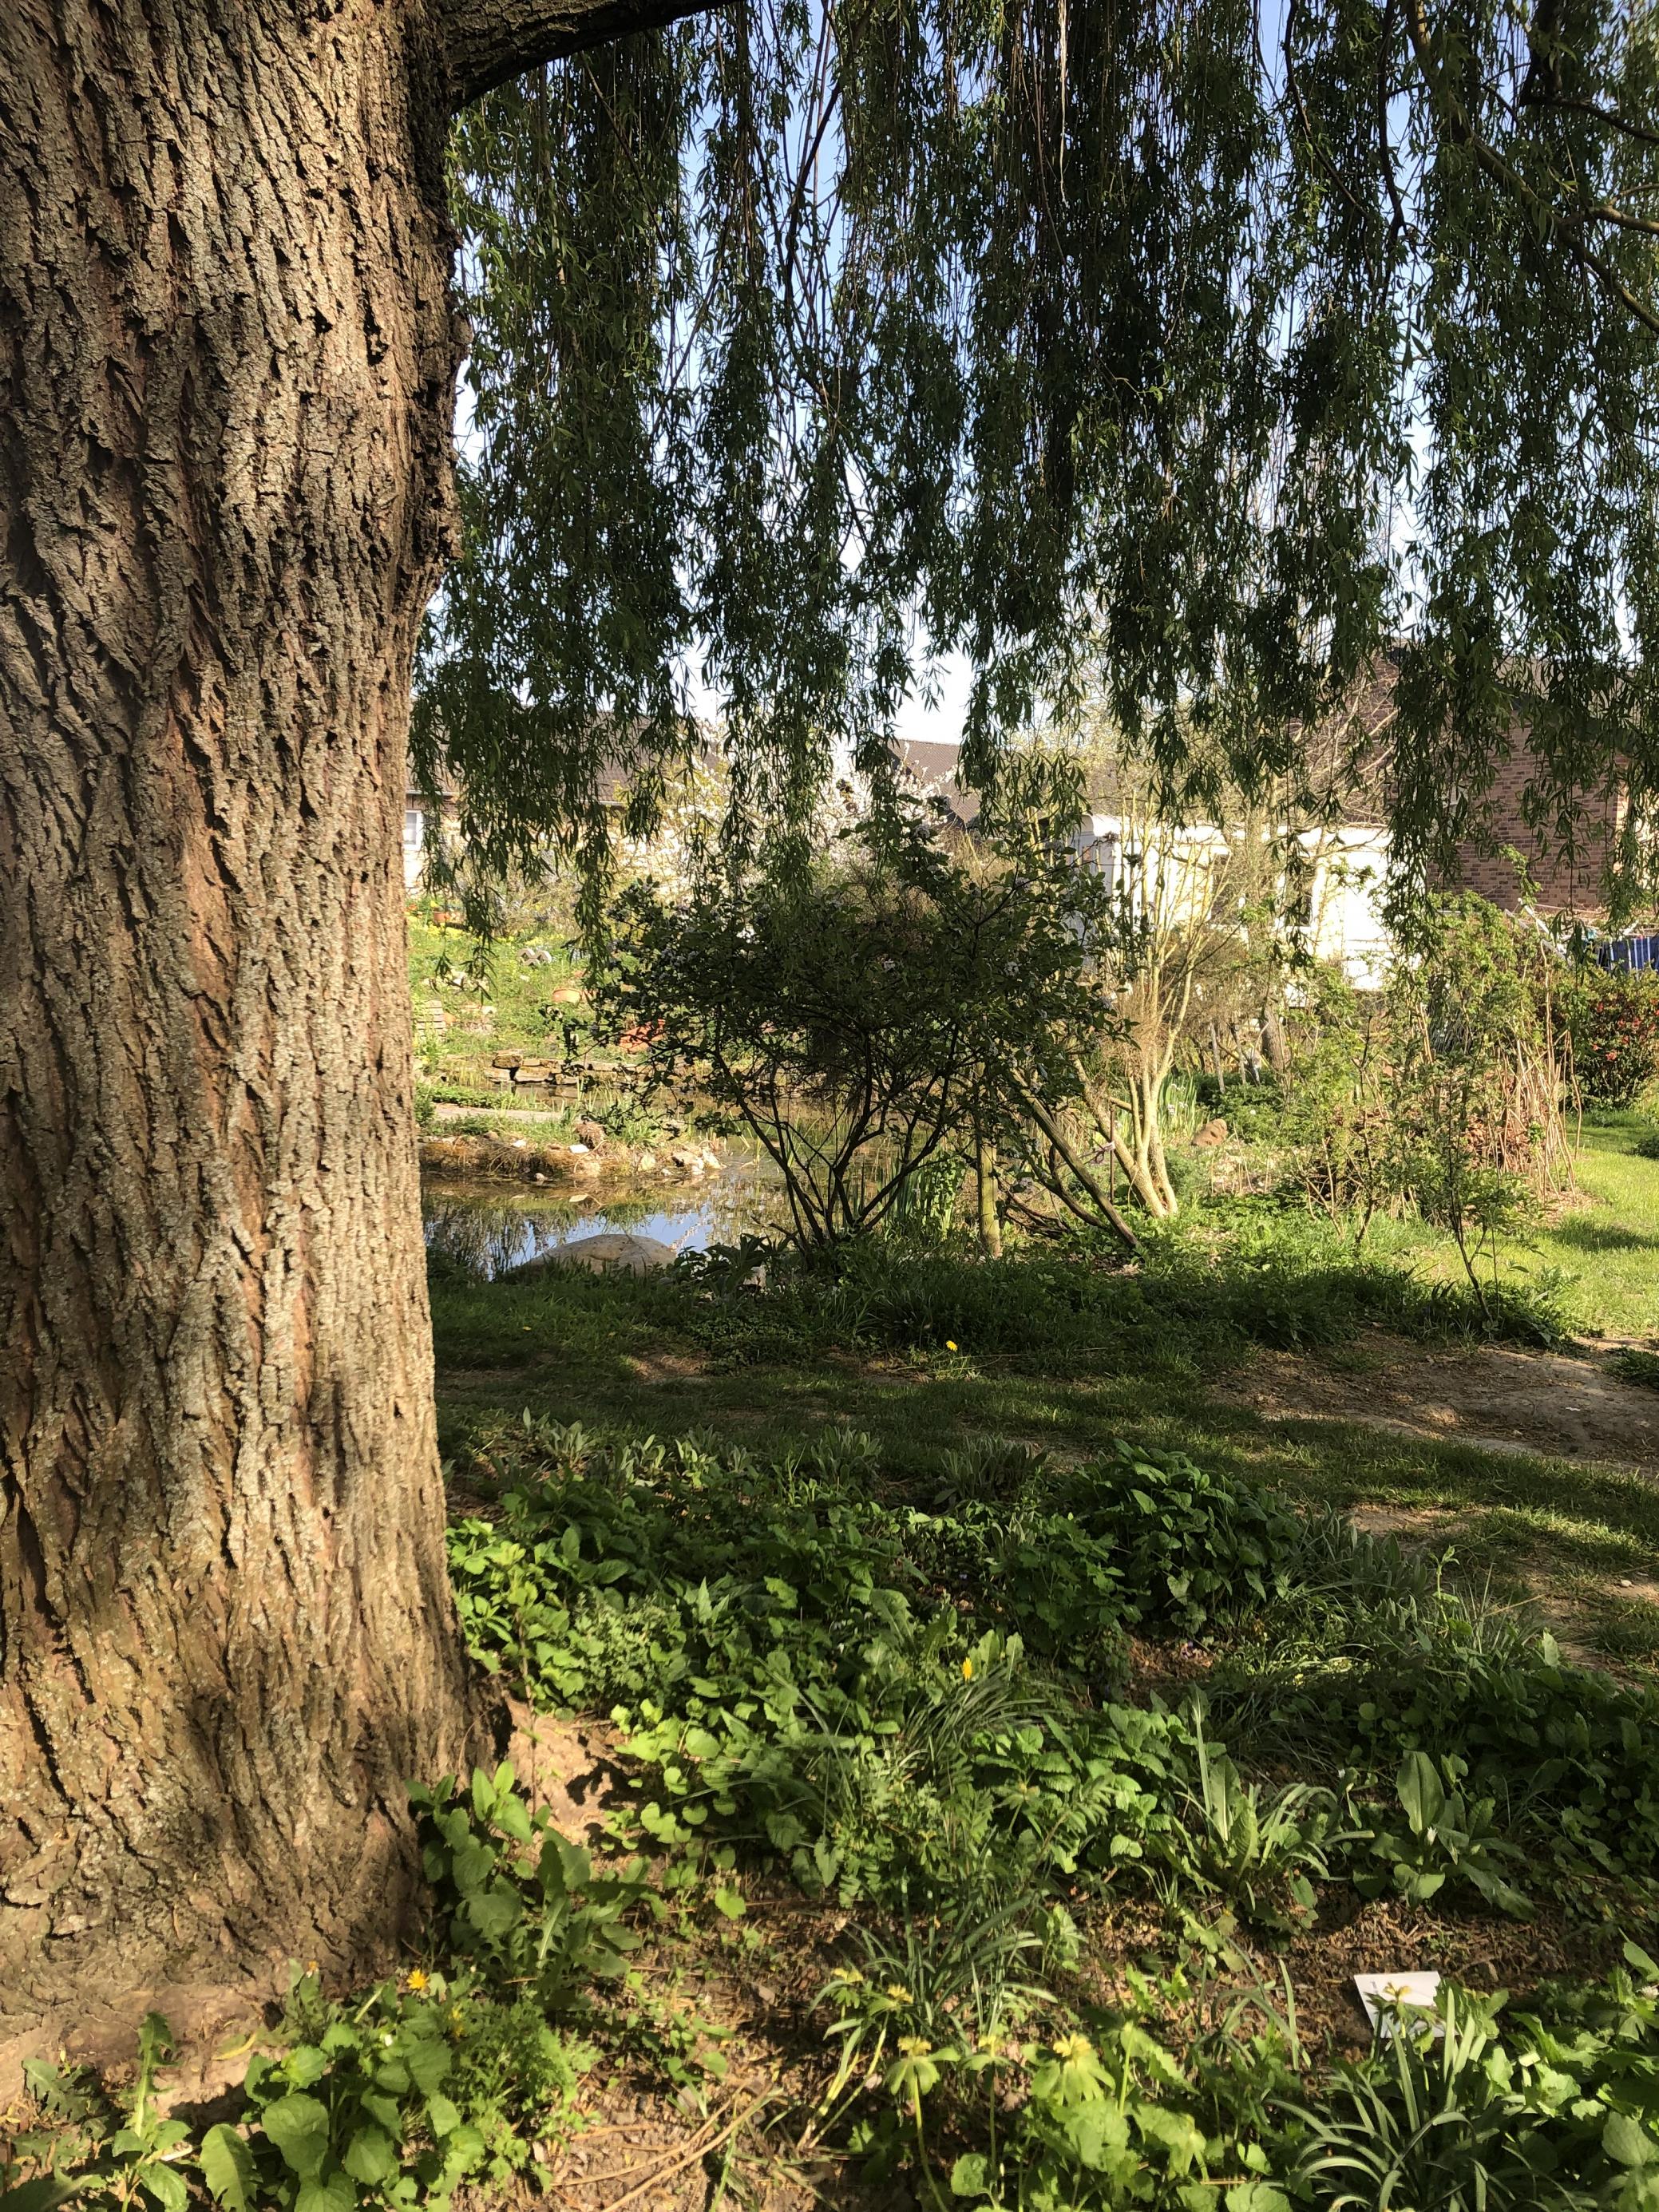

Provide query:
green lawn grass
left=430, top=1150, right=1659, bottom=1672
left=1317, top=1110, right=1659, bottom=1341
left=1533, top=1113, right=1659, bottom=1338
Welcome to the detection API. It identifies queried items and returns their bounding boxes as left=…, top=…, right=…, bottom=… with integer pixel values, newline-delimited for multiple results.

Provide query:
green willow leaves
left=418, top=0, right=1659, bottom=909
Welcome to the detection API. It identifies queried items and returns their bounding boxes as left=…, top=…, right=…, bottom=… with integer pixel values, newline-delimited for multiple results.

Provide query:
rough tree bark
left=0, top=0, right=710, bottom=2027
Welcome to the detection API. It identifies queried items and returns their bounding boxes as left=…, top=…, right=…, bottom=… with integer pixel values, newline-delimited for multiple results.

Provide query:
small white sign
left=1353, top=1970, right=1442, bottom=2039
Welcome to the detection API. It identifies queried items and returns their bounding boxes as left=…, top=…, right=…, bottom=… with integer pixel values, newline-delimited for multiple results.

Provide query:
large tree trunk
left=0, top=0, right=476, bottom=2025
left=0, top=0, right=703, bottom=2028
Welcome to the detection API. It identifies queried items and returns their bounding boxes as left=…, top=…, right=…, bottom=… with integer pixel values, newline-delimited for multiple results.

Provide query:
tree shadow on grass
left=1550, top=1216, right=1659, bottom=1254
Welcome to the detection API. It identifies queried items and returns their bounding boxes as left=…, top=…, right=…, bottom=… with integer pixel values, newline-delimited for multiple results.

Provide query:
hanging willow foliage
left=414, top=0, right=1659, bottom=912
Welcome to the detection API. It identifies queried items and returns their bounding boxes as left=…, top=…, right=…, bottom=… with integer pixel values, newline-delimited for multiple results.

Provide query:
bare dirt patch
left=1215, top=1335, right=1659, bottom=1473
left=1083, top=1886, right=1609, bottom=2067
left=505, top=1704, right=633, bottom=1844
left=0, top=1978, right=275, bottom=2111
left=625, top=1348, right=708, bottom=1386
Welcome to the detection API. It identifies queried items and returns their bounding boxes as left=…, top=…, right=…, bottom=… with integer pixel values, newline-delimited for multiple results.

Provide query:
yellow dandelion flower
left=962, top=1657, right=974, bottom=1680
left=406, top=1969, right=429, bottom=1992
left=944, top=1339, right=958, bottom=1351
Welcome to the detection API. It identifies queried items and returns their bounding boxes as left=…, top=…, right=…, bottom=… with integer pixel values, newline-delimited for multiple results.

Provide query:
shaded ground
left=482, top=1700, right=1617, bottom=2212
left=1215, top=1334, right=1659, bottom=1472
left=1204, top=1333, right=1659, bottom=1668
left=434, top=1236, right=1659, bottom=1677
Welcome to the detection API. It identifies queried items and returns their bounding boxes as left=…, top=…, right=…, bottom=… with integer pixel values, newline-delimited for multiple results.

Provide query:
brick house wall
left=1312, top=666, right=1625, bottom=919
left=1433, top=736, right=1623, bottom=917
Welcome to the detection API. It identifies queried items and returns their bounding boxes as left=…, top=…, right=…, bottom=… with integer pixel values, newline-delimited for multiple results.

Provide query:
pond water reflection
left=422, top=1157, right=782, bottom=1278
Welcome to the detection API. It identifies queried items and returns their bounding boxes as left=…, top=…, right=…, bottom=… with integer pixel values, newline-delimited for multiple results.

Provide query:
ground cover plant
left=438, top=1417, right=1659, bottom=2202
left=443, top=1419, right=1659, bottom=1894
left=11, top=1186, right=1659, bottom=2211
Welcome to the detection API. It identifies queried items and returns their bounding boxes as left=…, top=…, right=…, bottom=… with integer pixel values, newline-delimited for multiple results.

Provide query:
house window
left=403, top=808, right=424, bottom=849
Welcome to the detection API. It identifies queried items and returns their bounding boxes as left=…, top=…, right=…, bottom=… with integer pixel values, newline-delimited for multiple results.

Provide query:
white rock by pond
left=505, top=1232, right=677, bottom=1278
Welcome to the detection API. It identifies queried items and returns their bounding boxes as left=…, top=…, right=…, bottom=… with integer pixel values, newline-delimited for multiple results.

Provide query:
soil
left=1079, top=1884, right=1610, bottom=2063
left=1214, top=1333, right=1659, bottom=1472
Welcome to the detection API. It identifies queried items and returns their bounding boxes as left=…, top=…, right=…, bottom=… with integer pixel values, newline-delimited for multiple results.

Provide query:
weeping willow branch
left=1401, top=0, right=1659, bottom=339
left=426, top=0, right=1659, bottom=920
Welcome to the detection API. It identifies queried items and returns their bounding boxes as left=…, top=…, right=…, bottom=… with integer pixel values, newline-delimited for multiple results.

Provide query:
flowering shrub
left=1564, top=964, right=1659, bottom=1103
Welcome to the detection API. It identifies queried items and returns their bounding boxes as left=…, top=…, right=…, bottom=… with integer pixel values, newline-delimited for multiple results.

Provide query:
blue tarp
left=1598, top=936, right=1659, bottom=972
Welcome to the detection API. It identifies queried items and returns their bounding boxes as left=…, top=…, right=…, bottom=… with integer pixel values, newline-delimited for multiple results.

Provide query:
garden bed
left=423, top=1412, right=1659, bottom=2206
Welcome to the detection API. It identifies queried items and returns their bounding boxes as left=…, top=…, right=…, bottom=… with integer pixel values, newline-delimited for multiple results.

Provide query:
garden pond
left=422, top=1151, right=782, bottom=1277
